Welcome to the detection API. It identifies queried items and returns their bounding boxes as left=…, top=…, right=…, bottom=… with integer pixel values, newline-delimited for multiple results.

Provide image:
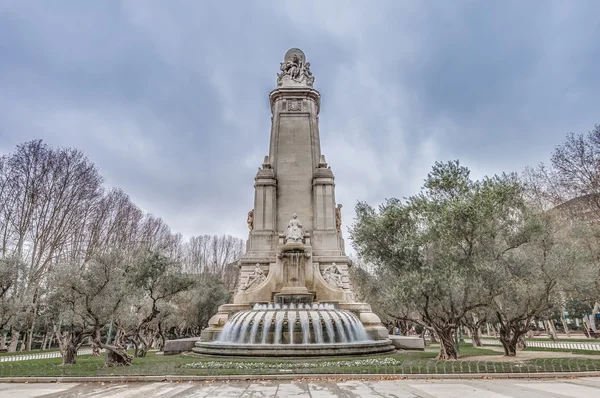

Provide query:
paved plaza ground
left=2, top=377, right=600, bottom=397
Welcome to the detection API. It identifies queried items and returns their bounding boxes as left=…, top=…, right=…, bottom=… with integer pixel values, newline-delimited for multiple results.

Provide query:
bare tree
left=182, top=235, right=244, bottom=276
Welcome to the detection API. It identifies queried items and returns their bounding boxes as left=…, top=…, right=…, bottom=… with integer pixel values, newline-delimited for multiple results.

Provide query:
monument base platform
left=163, top=337, right=201, bottom=355
left=388, top=335, right=425, bottom=351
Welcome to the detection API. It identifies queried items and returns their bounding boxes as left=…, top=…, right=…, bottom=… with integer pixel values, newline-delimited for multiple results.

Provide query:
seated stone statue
left=323, top=262, right=343, bottom=288
left=285, top=213, right=303, bottom=243
left=241, top=263, right=265, bottom=290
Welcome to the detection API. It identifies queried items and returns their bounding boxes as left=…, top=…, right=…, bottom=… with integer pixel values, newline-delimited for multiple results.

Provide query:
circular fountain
left=194, top=303, right=394, bottom=357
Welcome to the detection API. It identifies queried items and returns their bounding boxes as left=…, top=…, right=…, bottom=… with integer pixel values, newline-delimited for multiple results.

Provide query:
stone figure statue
left=323, top=262, right=343, bottom=288
left=335, top=204, right=343, bottom=233
left=277, top=49, right=314, bottom=87
left=303, top=62, right=315, bottom=86
left=241, top=263, right=265, bottom=290
left=285, top=213, right=304, bottom=243
left=247, top=209, right=254, bottom=231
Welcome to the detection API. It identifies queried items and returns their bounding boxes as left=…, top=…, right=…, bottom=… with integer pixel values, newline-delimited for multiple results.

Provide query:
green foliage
left=173, top=274, right=230, bottom=335
left=126, top=250, right=194, bottom=301
left=351, top=160, right=539, bottom=359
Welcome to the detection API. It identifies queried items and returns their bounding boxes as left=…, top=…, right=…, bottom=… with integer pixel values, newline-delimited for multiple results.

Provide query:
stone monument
left=193, top=49, right=401, bottom=357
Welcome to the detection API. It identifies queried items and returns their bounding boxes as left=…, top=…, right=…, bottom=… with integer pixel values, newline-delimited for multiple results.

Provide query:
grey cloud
left=1, top=0, right=599, bottom=242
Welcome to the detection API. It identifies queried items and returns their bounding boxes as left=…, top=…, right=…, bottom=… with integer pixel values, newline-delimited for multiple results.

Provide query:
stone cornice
left=269, top=87, right=321, bottom=114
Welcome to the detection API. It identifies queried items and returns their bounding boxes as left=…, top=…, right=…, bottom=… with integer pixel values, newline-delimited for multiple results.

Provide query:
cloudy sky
left=1, top=0, right=599, bottom=243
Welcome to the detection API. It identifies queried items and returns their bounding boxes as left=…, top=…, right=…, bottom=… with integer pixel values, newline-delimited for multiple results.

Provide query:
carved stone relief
left=241, top=263, right=266, bottom=290
left=288, top=99, right=302, bottom=111
left=322, top=262, right=343, bottom=288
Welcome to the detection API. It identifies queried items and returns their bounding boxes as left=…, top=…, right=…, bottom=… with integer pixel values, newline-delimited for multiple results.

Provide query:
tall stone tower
left=202, top=48, right=387, bottom=342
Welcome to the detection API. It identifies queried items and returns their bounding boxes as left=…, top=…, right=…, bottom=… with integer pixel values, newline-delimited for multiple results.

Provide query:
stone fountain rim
left=192, top=339, right=395, bottom=357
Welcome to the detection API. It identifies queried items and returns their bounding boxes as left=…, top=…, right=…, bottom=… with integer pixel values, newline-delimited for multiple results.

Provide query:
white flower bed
left=183, top=357, right=401, bottom=370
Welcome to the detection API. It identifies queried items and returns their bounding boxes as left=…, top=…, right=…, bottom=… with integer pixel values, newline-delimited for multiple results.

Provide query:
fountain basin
left=193, top=340, right=394, bottom=357
left=215, top=304, right=372, bottom=345
left=194, top=303, right=396, bottom=357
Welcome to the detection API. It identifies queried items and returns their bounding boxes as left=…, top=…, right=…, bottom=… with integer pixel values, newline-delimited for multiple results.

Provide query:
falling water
left=288, top=311, right=296, bottom=344
left=321, top=311, right=335, bottom=343
left=338, top=311, right=357, bottom=341
left=248, top=312, right=264, bottom=344
left=218, top=311, right=243, bottom=342
left=220, top=307, right=370, bottom=345
left=328, top=311, right=348, bottom=343
left=234, top=311, right=254, bottom=343
left=261, top=311, right=274, bottom=344
left=299, top=311, right=310, bottom=344
left=274, top=311, right=285, bottom=344
left=310, top=311, right=324, bottom=344
left=348, top=313, right=369, bottom=341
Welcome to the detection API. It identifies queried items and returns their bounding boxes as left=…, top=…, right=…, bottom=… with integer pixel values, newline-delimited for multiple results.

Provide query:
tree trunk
left=498, top=323, right=525, bottom=357
left=435, top=327, right=458, bottom=360
left=99, top=339, right=132, bottom=367
left=545, top=320, right=558, bottom=340
left=47, top=332, right=55, bottom=350
left=41, top=332, right=48, bottom=351
left=8, top=330, right=19, bottom=352
left=499, top=336, right=517, bottom=356
left=157, top=322, right=166, bottom=351
left=560, top=316, right=570, bottom=338
left=56, top=333, right=79, bottom=365
left=95, top=328, right=132, bottom=367
left=0, top=333, right=6, bottom=350
left=471, top=327, right=482, bottom=347
left=19, top=332, right=26, bottom=352
left=62, top=341, right=77, bottom=365
left=429, top=329, right=438, bottom=343
left=25, top=326, right=34, bottom=351
left=517, top=335, right=527, bottom=350
left=104, top=347, right=132, bottom=366
left=91, top=341, right=101, bottom=356
left=25, top=301, right=38, bottom=351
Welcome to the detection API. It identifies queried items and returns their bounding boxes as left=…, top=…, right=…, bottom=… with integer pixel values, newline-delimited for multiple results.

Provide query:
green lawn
left=3, top=343, right=598, bottom=377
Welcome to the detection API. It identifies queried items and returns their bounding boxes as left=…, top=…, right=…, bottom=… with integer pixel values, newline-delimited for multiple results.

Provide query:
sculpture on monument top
left=277, top=48, right=315, bottom=87
left=285, top=213, right=304, bottom=243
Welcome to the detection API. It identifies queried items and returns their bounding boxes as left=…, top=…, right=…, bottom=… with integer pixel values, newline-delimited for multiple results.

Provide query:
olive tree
left=352, top=160, right=531, bottom=359
left=118, top=250, right=194, bottom=357
left=50, top=253, right=130, bottom=365
left=487, top=212, right=583, bottom=355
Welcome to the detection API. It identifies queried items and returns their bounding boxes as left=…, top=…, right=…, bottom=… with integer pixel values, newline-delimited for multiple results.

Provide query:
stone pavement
left=2, top=377, right=600, bottom=397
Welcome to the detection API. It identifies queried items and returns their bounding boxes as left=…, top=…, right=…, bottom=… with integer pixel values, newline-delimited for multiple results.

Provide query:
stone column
left=312, top=156, right=343, bottom=256
left=268, top=87, right=321, bottom=233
